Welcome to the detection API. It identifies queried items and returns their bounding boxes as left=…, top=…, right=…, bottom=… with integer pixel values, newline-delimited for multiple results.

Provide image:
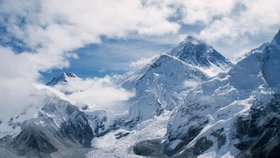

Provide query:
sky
left=1, top=0, right=280, bottom=81
left=1, top=0, right=280, bottom=116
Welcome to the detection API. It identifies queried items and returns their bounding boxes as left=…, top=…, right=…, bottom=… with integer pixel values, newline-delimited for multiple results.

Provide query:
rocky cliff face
left=234, top=95, right=280, bottom=158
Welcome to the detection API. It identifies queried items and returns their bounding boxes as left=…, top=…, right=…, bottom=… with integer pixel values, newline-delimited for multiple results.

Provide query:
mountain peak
left=272, top=29, right=280, bottom=45
left=46, top=72, right=77, bottom=86
left=62, top=72, right=77, bottom=78
left=183, top=35, right=204, bottom=44
left=169, top=35, right=233, bottom=71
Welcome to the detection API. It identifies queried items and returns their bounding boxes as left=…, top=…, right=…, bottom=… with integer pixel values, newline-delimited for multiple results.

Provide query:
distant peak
left=272, top=29, right=280, bottom=45
left=184, top=35, right=202, bottom=42
left=184, top=35, right=196, bottom=41
left=180, top=35, right=206, bottom=46
left=46, top=72, right=77, bottom=86
left=63, top=72, right=77, bottom=78
left=169, top=35, right=232, bottom=69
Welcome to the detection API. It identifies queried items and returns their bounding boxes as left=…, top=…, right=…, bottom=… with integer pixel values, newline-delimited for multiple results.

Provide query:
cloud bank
left=1, top=0, right=280, bottom=69
left=0, top=47, right=39, bottom=119
left=0, top=0, right=179, bottom=117
left=52, top=75, right=134, bottom=113
left=0, top=0, right=180, bottom=71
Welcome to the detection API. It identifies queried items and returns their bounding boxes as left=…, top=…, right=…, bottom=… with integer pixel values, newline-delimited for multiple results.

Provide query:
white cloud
left=0, top=0, right=180, bottom=71
left=0, top=47, right=39, bottom=120
left=1, top=0, right=279, bottom=69
left=194, top=0, right=280, bottom=58
left=52, top=76, right=134, bottom=114
left=0, top=0, right=179, bottom=117
left=178, top=0, right=237, bottom=24
left=140, top=0, right=280, bottom=59
left=184, top=80, right=199, bottom=89
left=130, top=55, right=158, bottom=69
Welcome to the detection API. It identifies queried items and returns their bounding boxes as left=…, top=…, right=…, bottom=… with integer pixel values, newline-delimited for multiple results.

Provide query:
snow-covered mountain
left=121, top=36, right=232, bottom=127
left=2, top=30, right=280, bottom=158
left=0, top=86, right=93, bottom=158
left=132, top=30, right=280, bottom=158
left=169, top=35, right=233, bottom=76
left=46, top=72, right=78, bottom=86
left=122, top=54, right=208, bottom=126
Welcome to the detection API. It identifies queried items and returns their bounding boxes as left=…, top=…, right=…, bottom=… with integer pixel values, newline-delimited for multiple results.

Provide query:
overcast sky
left=1, top=0, right=280, bottom=80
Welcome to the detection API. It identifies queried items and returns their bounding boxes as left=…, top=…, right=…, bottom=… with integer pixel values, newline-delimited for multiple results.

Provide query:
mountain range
left=1, top=30, right=280, bottom=158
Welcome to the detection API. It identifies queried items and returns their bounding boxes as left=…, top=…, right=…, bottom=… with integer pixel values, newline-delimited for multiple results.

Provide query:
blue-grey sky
left=1, top=0, right=280, bottom=82
left=41, top=35, right=177, bottom=81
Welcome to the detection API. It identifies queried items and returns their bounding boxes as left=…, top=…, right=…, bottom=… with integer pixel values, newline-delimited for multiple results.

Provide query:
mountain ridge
left=2, top=31, right=280, bottom=158
left=120, top=35, right=233, bottom=126
left=132, top=30, right=280, bottom=158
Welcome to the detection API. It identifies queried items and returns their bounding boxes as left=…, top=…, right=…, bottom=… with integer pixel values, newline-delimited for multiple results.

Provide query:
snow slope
left=122, top=54, right=209, bottom=126
left=85, top=111, right=171, bottom=158
left=121, top=36, right=232, bottom=127
left=152, top=30, right=280, bottom=158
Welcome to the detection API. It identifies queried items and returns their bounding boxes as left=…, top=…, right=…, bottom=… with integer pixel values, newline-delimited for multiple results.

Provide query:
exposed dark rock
left=234, top=141, right=255, bottom=151
left=11, top=120, right=58, bottom=155
left=211, top=128, right=226, bottom=149
left=0, top=135, right=13, bottom=148
left=60, top=109, right=93, bottom=147
left=192, top=137, right=213, bottom=155
left=114, top=131, right=130, bottom=139
left=133, top=137, right=212, bottom=158
left=171, top=136, right=213, bottom=158
left=124, top=116, right=142, bottom=129
left=234, top=95, right=280, bottom=158
left=164, top=119, right=209, bottom=156
left=81, top=105, right=89, bottom=110
left=6, top=97, right=93, bottom=158
left=85, top=110, right=111, bottom=137
left=133, top=139, right=165, bottom=157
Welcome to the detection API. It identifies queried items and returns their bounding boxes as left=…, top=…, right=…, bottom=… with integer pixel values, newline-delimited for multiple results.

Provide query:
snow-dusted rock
left=169, top=35, right=233, bottom=76
left=0, top=93, right=93, bottom=158
left=46, top=72, right=78, bottom=86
